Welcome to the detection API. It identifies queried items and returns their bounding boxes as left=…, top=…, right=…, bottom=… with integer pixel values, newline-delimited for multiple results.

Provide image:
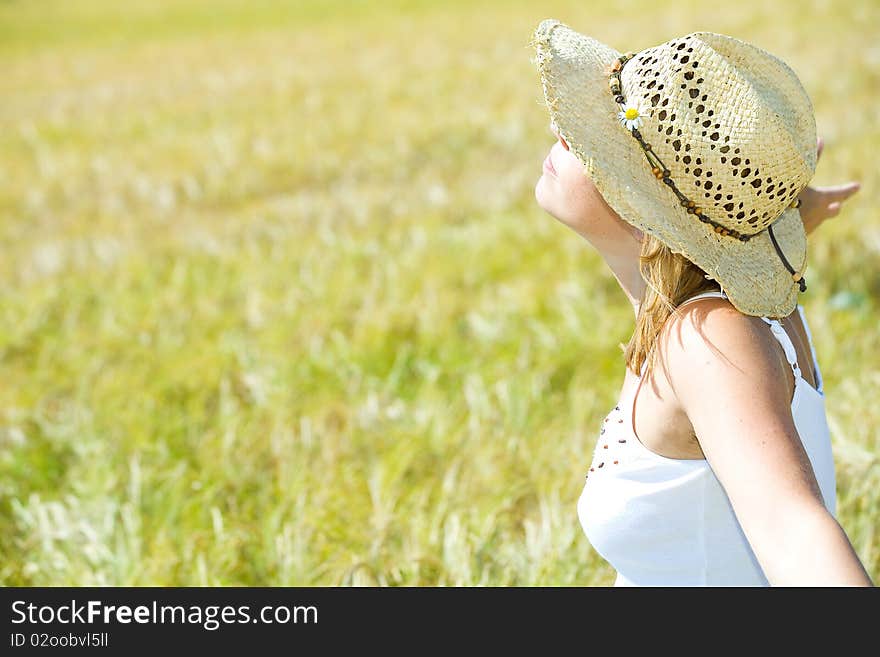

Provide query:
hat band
left=609, top=52, right=806, bottom=293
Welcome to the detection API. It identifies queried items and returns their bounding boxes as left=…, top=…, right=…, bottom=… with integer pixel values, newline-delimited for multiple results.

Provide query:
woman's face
left=535, top=124, right=644, bottom=246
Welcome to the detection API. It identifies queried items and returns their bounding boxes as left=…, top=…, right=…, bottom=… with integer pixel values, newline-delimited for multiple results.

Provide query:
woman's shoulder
left=657, top=296, right=790, bottom=400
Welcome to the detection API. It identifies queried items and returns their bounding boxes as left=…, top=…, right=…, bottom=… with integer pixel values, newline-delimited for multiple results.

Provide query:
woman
left=531, top=19, right=873, bottom=586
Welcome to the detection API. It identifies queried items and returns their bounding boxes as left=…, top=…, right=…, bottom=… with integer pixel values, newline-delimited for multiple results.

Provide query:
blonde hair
left=622, top=232, right=720, bottom=380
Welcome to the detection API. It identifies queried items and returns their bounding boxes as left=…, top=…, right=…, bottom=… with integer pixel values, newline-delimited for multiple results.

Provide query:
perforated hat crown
left=531, top=20, right=817, bottom=318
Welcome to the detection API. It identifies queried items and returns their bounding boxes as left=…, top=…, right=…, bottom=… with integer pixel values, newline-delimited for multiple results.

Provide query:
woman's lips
left=543, top=153, right=557, bottom=176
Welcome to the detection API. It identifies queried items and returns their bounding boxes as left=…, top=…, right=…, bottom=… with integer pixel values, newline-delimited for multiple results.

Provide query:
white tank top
left=577, top=290, right=836, bottom=586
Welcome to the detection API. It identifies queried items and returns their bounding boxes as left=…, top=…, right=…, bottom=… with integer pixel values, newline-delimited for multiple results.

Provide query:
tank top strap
left=758, top=315, right=803, bottom=379
left=678, top=289, right=729, bottom=306
left=796, top=304, right=824, bottom=393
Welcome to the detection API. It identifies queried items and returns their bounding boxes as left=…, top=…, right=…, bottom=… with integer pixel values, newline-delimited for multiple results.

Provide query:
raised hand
left=798, top=137, right=862, bottom=236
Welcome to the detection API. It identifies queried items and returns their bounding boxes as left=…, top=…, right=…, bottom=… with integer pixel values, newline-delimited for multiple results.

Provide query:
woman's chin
left=534, top=174, right=554, bottom=213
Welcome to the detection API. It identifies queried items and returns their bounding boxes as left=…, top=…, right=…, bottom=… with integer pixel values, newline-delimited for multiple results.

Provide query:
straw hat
left=530, top=19, right=817, bottom=318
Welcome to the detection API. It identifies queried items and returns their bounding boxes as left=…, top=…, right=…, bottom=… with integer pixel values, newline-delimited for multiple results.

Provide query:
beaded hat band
left=531, top=20, right=816, bottom=318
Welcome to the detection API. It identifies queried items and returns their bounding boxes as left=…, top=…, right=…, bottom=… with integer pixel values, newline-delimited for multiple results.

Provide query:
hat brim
left=532, top=19, right=806, bottom=318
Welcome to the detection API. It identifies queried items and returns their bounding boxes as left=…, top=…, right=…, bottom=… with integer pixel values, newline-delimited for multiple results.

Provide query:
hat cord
left=768, top=224, right=807, bottom=292
left=609, top=52, right=807, bottom=294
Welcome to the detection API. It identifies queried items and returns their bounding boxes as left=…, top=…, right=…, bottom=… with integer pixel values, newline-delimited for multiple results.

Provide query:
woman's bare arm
left=661, top=300, right=874, bottom=586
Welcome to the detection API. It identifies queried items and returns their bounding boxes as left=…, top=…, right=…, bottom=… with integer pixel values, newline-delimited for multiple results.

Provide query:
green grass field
left=1, top=0, right=878, bottom=585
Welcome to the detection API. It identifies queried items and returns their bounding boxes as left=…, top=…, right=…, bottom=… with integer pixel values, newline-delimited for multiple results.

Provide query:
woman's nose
left=550, top=125, right=570, bottom=151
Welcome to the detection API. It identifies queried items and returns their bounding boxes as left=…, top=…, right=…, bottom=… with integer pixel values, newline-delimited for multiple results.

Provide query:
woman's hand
left=798, top=137, right=862, bottom=236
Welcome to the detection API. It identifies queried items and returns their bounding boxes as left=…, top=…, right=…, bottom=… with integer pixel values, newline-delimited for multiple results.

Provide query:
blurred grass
left=0, top=0, right=878, bottom=585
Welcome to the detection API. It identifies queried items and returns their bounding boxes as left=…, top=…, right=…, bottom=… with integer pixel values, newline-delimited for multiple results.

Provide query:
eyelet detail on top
left=585, top=396, right=708, bottom=478
left=586, top=400, right=647, bottom=476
